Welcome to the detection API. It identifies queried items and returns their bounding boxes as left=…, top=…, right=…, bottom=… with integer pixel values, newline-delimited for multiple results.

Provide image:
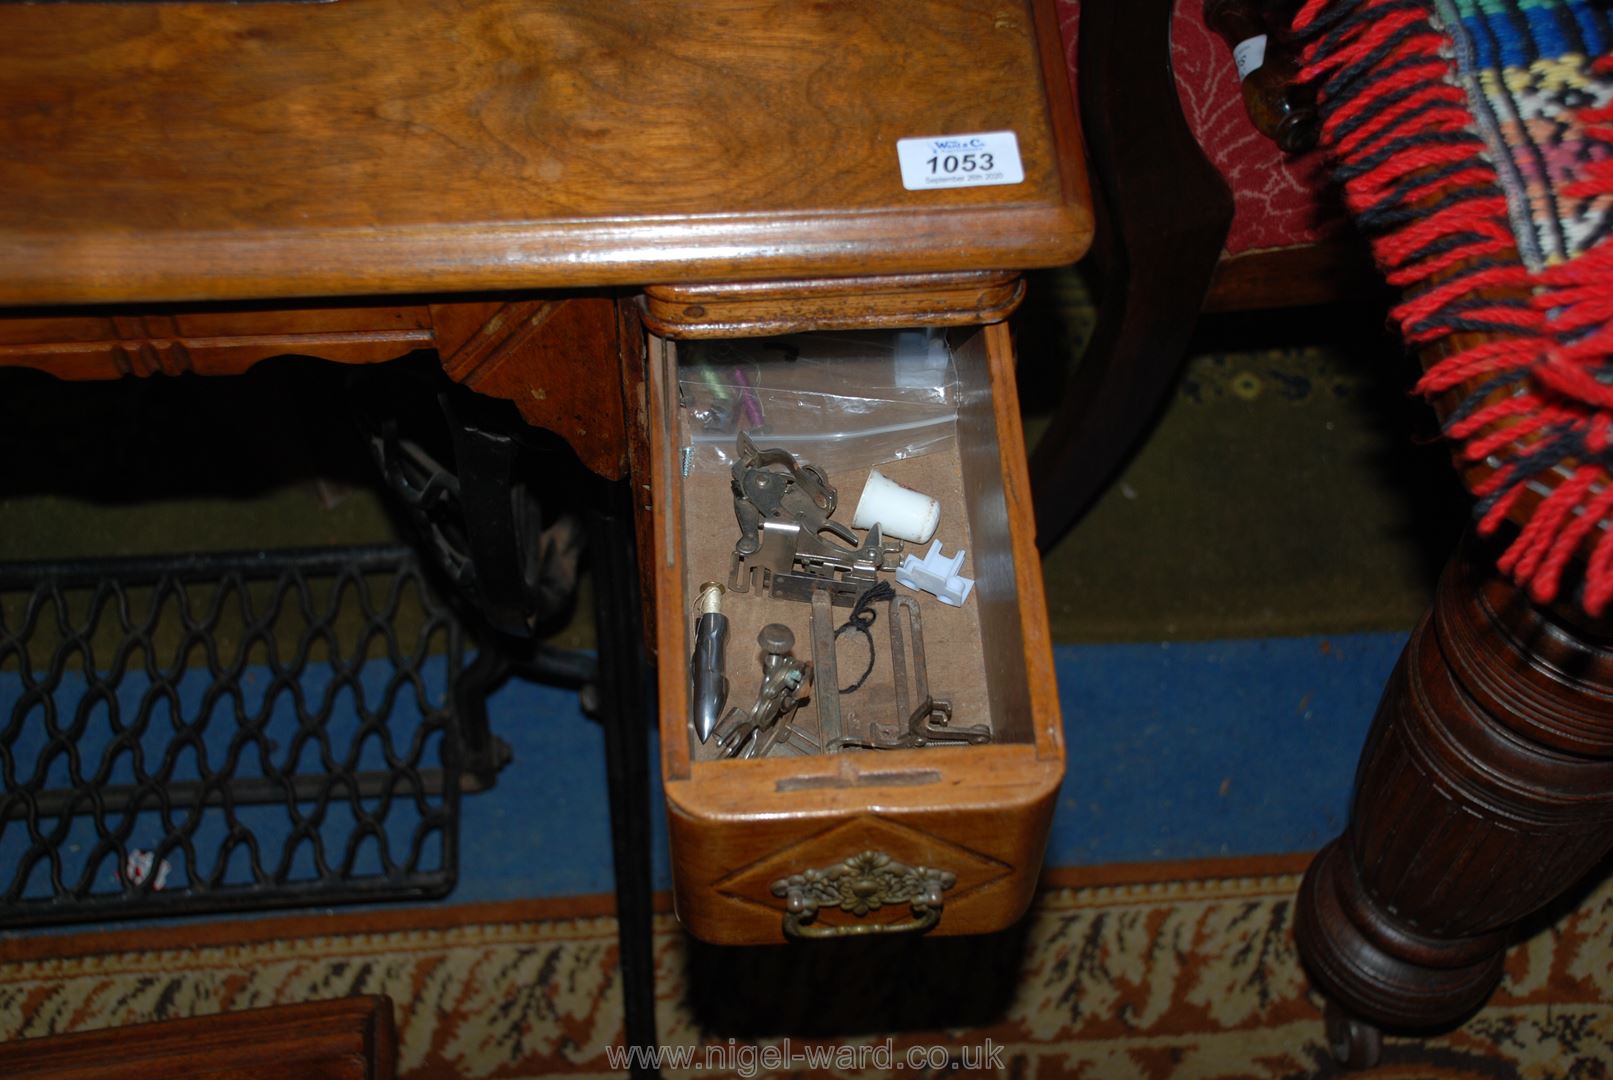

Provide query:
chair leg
left=586, top=477, right=660, bottom=1078
left=1296, top=529, right=1613, bottom=1063
left=1031, top=0, right=1233, bottom=552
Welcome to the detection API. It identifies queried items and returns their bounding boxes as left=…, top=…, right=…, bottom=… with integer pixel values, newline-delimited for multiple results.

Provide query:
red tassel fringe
left=1294, top=0, right=1613, bottom=614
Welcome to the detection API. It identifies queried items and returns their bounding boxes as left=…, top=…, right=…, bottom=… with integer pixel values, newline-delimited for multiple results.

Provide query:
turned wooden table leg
left=1296, top=529, right=1613, bottom=1063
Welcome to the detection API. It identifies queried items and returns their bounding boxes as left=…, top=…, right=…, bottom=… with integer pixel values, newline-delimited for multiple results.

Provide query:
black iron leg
left=452, top=646, right=514, bottom=791
left=587, top=476, right=659, bottom=1076
left=354, top=361, right=658, bottom=1067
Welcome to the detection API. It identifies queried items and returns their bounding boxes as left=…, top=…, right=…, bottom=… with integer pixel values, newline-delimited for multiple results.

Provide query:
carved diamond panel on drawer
left=710, top=814, right=1012, bottom=925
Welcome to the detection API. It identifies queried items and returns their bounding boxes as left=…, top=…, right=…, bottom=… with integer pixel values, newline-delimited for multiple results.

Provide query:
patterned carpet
left=5, top=856, right=1613, bottom=1078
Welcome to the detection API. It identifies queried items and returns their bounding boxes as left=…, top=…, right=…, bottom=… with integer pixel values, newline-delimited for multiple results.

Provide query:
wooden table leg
left=1295, top=529, right=1613, bottom=1064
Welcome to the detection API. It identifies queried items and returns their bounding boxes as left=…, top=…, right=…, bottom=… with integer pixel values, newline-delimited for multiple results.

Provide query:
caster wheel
left=1325, top=1002, right=1383, bottom=1068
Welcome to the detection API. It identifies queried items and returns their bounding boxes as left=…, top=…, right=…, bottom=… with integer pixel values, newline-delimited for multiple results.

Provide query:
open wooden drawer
left=648, top=320, right=1063, bottom=945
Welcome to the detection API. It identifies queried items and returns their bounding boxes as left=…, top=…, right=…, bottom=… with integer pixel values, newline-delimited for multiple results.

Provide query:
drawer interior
left=652, top=323, right=1050, bottom=779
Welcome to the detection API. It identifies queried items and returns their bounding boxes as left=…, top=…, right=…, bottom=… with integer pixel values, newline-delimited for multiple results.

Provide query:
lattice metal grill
left=0, top=545, right=470, bottom=926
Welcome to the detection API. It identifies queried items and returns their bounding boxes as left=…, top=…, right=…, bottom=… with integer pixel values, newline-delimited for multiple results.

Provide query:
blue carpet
left=1047, top=634, right=1400, bottom=864
left=474, top=632, right=1401, bottom=898
left=1, top=632, right=1404, bottom=937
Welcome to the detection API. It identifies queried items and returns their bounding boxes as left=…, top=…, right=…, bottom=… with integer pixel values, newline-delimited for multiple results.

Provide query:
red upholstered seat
left=1054, top=0, right=1347, bottom=256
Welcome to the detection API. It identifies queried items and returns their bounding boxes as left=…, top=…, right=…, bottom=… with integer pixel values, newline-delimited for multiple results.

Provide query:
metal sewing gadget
left=711, top=623, right=816, bottom=759
left=727, top=432, right=902, bottom=601
left=822, top=592, right=992, bottom=752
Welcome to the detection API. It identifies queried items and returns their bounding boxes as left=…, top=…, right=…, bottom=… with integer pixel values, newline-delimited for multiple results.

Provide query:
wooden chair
left=1274, top=0, right=1613, bottom=1062
left=1042, top=3, right=1613, bottom=1067
left=1050, top=0, right=1613, bottom=1065
left=1033, top=0, right=1377, bottom=550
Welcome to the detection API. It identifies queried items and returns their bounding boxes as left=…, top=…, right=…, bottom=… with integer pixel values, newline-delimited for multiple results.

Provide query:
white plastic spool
left=851, top=468, right=941, bottom=544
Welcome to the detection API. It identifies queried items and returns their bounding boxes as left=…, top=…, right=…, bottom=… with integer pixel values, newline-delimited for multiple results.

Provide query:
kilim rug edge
left=1292, top=0, right=1613, bottom=616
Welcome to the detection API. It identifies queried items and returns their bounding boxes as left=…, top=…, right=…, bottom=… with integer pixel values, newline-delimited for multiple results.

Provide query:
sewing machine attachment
left=727, top=432, right=902, bottom=599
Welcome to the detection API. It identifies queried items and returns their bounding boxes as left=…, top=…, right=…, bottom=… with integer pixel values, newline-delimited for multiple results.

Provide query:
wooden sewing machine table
left=0, top=0, right=1091, bottom=1059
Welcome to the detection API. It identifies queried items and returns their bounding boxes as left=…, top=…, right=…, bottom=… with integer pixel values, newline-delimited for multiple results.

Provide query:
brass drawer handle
left=770, top=850, right=956, bottom=939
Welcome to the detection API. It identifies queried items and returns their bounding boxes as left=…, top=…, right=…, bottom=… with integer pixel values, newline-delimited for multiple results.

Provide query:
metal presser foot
left=726, top=431, right=899, bottom=597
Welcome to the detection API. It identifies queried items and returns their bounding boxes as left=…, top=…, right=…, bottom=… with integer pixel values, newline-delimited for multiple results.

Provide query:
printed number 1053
left=926, top=153, right=995, bottom=175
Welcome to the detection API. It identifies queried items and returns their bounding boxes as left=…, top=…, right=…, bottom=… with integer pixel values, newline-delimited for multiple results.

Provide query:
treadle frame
left=0, top=544, right=488, bottom=927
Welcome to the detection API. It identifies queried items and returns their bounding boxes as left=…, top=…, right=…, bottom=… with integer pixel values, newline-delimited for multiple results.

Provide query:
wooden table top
left=0, top=0, right=1091, bottom=307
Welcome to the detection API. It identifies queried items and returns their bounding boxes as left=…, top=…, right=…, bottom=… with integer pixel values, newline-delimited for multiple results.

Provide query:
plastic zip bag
left=678, top=329, right=959, bottom=478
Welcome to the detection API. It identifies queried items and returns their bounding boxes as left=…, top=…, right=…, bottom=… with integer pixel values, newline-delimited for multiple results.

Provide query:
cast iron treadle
left=0, top=544, right=490, bottom=927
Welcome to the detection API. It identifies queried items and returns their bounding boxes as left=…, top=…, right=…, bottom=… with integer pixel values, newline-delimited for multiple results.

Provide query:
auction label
left=897, top=131, right=1024, bottom=190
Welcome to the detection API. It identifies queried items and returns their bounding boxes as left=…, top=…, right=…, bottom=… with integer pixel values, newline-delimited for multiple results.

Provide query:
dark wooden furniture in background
left=0, top=0, right=1092, bottom=1061
left=1210, top=3, right=1613, bottom=1067
left=1032, top=0, right=1377, bottom=552
left=0, top=996, right=396, bottom=1079
left=1029, top=0, right=1234, bottom=550
left=1037, top=1, right=1613, bottom=1066
left=1297, top=535, right=1613, bottom=1065
left=1290, top=251, right=1613, bottom=1063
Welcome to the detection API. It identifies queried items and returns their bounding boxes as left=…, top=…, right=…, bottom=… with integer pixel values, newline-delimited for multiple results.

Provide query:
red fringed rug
left=1294, top=0, right=1613, bottom=613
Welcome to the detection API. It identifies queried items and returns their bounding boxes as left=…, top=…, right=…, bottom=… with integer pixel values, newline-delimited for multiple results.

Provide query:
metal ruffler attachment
left=711, top=623, right=816, bottom=759
left=832, top=595, right=992, bottom=752
left=727, top=431, right=902, bottom=601
left=837, top=698, right=993, bottom=751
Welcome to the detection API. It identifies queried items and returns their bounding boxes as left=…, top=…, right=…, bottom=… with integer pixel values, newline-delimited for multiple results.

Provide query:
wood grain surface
left=0, top=303, right=435, bottom=378
left=0, top=995, right=396, bottom=1080
left=434, top=294, right=626, bottom=478
left=0, top=296, right=633, bottom=478
left=640, top=272, right=1026, bottom=339
left=0, top=0, right=1090, bottom=306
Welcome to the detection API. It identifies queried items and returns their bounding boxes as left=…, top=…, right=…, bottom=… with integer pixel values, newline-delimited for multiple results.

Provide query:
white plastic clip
left=895, top=540, right=975, bottom=607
